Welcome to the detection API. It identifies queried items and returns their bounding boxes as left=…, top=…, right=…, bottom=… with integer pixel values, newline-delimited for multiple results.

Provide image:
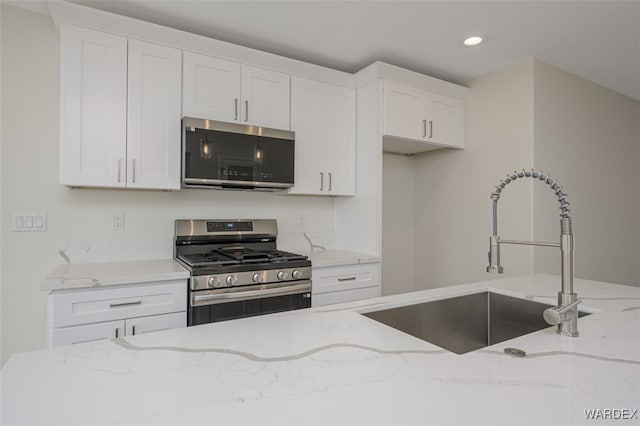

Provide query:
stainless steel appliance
left=174, top=219, right=311, bottom=326
left=181, top=118, right=295, bottom=190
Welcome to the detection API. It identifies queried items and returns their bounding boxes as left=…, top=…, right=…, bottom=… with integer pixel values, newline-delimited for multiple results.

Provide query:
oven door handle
left=192, top=282, right=312, bottom=306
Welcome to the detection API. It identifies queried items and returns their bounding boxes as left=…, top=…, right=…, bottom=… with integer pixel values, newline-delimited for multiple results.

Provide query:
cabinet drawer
left=312, top=286, right=380, bottom=308
left=312, top=263, right=380, bottom=295
left=125, top=312, right=186, bottom=336
left=50, top=280, right=187, bottom=327
left=49, top=320, right=124, bottom=347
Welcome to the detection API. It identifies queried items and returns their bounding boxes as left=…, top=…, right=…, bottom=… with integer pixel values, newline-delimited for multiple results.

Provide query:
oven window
left=189, top=293, right=311, bottom=326
left=184, top=128, right=294, bottom=184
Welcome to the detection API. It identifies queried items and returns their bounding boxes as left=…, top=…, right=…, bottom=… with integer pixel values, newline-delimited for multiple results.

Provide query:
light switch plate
left=13, top=212, right=47, bottom=232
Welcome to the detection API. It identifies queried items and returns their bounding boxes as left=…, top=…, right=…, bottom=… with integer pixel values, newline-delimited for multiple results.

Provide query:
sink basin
left=362, top=291, right=590, bottom=354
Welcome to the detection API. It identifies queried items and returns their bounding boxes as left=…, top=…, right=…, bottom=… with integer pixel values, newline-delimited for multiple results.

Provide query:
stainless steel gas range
left=174, top=219, right=312, bottom=326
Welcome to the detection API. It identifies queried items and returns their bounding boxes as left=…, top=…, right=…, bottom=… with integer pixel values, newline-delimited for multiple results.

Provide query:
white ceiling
left=10, top=0, right=640, bottom=100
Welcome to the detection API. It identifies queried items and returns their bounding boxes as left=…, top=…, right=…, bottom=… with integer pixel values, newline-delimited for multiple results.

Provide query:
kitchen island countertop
left=4, top=274, right=639, bottom=425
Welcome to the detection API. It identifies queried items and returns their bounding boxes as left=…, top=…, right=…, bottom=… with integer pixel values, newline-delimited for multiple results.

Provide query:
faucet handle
left=543, top=299, right=581, bottom=325
left=486, top=235, right=504, bottom=274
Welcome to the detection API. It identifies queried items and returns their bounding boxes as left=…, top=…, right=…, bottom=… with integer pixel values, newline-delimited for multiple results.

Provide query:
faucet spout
left=486, top=169, right=580, bottom=337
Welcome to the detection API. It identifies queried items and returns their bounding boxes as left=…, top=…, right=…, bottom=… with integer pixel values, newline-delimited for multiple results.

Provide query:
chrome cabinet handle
left=109, top=300, right=142, bottom=308
left=423, top=119, right=427, bottom=137
left=429, top=120, right=433, bottom=139
left=337, top=277, right=357, bottom=282
left=234, top=98, right=238, bottom=120
left=328, top=172, right=332, bottom=191
left=320, top=172, right=324, bottom=191
left=132, top=159, right=136, bottom=183
left=117, top=158, right=122, bottom=183
left=244, top=100, right=248, bottom=122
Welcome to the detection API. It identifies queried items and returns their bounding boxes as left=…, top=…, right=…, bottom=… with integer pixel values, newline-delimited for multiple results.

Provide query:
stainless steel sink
left=362, top=291, right=590, bottom=354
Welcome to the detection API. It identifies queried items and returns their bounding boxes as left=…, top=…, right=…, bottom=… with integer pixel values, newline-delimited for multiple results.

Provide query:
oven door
left=188, top=281, right=312, bottom=326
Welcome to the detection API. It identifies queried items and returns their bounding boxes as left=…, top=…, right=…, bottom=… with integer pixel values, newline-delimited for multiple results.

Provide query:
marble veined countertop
left=41, top=259, right=190, bottom=291
left=298, top=249, right=381, bottom=268
left=4, top=274, right=639, bottom=425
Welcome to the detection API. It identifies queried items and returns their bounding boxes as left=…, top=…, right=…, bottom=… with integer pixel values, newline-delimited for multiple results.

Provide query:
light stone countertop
left=5, top=274, right=640, bottom=425
left=299, top=249, right=381, bottom=268
left=40, top=259, right=190, bottom=291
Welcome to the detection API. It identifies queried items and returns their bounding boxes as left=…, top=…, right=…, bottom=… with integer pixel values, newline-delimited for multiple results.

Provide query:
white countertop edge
left=300, top=249, right=381, bottom=268
left=40, top=259, right=190, bottom=291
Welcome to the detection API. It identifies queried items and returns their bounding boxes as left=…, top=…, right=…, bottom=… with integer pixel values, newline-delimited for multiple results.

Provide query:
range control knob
left=225, top=275, right=238, bottom=286
left=207, top=276, right=221, bottom=288
left=277, top=271, right=289, bottom=281
left=291, top=270, right=302, bottom=280
left=252, top=273, right=264, bottom=284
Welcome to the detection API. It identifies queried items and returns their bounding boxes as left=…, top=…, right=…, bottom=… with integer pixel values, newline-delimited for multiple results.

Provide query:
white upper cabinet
left=60, top=25, right=127, bottom=187
left=383, top=80, right=465, bottom=154
left=383, top=81, right=424, bottom=141
left=241, top=65, right=291, bottom=130
left=289, top=76, right=355, bottom=196
left=60, top=25, right=182, bottom=189
left=324, top=84, right=356, bottom=195
left=127, top=39, right=182, bottom=190
left=424, top=92, right=465, bottom=148
left=182, top=52, right=241, bottom=122
left=182, top=52, right=290, bottom=130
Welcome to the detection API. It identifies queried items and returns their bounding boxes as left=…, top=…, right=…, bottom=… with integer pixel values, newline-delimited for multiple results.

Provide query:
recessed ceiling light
left=463, top=35, right=485, bottom=47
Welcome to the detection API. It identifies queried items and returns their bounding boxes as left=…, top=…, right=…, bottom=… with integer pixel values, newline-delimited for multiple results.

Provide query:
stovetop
left=178, top=248, right=308, bottom=268
left=174, top=219, right=311, bottom=276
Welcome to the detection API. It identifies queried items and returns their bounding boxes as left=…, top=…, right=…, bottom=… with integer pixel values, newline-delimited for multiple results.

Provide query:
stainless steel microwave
left=181, top=118, right=295, bottom=190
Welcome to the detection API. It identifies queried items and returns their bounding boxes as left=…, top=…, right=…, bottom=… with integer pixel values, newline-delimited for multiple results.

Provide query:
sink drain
left=504, top=347, right=527, bottom=358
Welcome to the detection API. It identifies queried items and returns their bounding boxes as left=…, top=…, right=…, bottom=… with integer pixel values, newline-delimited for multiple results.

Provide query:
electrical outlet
left=296, top=214, right=305, bottom=229
left=113, top=212, right=125, bottom=231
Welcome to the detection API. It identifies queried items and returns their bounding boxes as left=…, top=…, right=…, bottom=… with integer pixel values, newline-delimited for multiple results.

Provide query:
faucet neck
left=560, top=217, right=574, bottom=295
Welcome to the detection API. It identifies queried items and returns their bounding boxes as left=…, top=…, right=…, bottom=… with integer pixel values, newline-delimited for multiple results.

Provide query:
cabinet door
left=182, top=52, right=241, bottom=122
left=241, top=65, right=290, bottom=130
left=311, top=263, right=381, bottom=307
left=49, top=320, right=124, bottom=347
left=126, top=40, right=182, bottom=190
left=324, top=85, right=356, bottom=196
left=289, top=76, right=325, bottom=194
left=125, top=312, right=186, bottom=336
left=60, top=25, right=127, bottom=187
left=383, top=80, right=424, bottom=140
left=423, top=93, right=465, bottom=148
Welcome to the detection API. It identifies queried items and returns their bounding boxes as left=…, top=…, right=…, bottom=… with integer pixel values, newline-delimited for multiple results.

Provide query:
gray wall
left=382, top=153, right=415, bottom=295
left=389, top=58, right=640, bottom=291
left=411, top=59, right=536, bottom=289
left=532, top=61, right=640, bottom=286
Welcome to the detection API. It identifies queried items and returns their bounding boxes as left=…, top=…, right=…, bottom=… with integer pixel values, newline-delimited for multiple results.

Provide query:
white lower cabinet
left=48, top=280, right=187, bottom=347
left=311, top=263, right=381, bottom=307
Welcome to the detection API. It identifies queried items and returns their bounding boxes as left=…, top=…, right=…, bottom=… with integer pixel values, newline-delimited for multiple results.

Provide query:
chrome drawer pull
left=337, top=277, right=357, bottom=282
left=109, top=300, right=142, bottom=308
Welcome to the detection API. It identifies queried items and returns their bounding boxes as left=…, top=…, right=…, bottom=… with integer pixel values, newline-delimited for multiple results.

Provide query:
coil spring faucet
left=487, top=169, right=580, bottom=337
